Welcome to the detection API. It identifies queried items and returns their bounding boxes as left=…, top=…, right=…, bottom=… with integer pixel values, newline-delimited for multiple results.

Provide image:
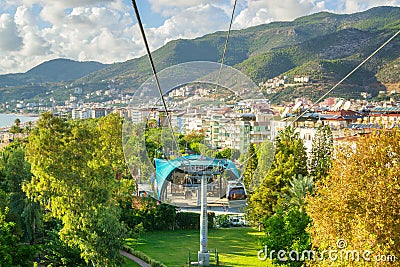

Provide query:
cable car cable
left=214, top=0, right=238, bottom=90
left=131, top=0, right=181, bottom=157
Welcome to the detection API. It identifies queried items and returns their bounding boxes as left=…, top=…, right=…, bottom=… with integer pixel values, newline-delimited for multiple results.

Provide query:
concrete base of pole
left=197, top=251, right=210, bottom=266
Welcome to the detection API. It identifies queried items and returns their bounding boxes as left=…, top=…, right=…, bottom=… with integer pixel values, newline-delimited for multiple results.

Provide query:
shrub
left=123, top=245, right=167, bottom=267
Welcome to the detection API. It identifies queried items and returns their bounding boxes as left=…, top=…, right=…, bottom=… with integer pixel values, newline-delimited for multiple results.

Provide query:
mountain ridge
left=0, top=6, right=400, bottom=103
left=0, top=58, right=107, bottom=87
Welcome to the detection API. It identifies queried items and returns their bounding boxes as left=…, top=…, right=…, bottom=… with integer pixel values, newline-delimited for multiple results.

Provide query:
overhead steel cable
left=214, top=0, right=238, bottom=91
left=241, top=29, right=400, bottom=167
left=131, top=0, right=181, bottom=158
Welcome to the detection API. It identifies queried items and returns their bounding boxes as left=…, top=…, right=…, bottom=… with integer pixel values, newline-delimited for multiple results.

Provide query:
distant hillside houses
left=168, top=85, right=211, bottom=98
left=293, top=76, right=310, bottom=83
left=260, top=75, right=310, bottom=94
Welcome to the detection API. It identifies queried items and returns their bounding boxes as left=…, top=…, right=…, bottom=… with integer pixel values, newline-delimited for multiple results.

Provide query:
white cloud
left=145, top=4, right=229, bottom=48
left=338, top=0, right=400, bottom=13
left=147, top=0, right=226, bottom=16
left=39, top=6, right=139, bottom=61
left=233, top=0, right=328, bottom=29
left=0, top=14, right=23, bottom=51
left=0, top=1, right=140, bottom=74
left=14, top=6, right=50, bottom=55
left=0, top=1, right=233, bottom=74
left=0, top=0, right=400, bottom=74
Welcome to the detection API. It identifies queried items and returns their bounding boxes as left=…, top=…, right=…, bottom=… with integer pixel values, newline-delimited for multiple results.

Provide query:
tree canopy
left=307, top=129, right=400, bottom=266
left=247, top=127, right=308, bottom=224
left=23, top=113, right=129, bottom=266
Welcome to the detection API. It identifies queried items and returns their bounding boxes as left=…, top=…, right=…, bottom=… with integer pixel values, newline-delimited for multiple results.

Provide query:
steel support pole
left=198, top=173, right=210, bottom=266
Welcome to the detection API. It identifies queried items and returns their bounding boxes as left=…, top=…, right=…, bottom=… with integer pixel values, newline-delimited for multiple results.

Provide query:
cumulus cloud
left=233, top=0, right=328, bottom=29
left=0, top=1, right=140, bottom=74
left=145, top=4, right=229, bottom=48
left=0, top=0, right=400, bottom=74
left=39, top=5, right=139, bottom=61
left=147, top=0, right=226, bottom=16
left=0, top=14, right=23, bottom=51
left=337, top=0, right=400, bottom=13
left=0, top=1, right=233, bottom=74
left=15, top=6, right=50, bottom=55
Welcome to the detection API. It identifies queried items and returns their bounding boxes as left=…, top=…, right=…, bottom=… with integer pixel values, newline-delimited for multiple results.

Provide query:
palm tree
left=279, top=174, right=313, bottom=213
left=14, top=118, right=21, bottom=127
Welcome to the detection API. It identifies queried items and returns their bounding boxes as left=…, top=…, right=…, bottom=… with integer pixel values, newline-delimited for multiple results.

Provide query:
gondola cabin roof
left=154, top=154, right=240, bottom=199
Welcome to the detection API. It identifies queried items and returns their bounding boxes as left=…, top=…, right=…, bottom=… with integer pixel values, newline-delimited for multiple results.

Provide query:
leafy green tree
left=0, top=206, right=38, bottom=267
left=125, top=196, right=176, bottom=232
left=261, top=175, right=313, bottom=267
left=309, top=125, right=333, bottom=180
left=23, top=113, right=128, bottom=266
left=41, top=223, right=89, bottom=267
left=154, top=202, right=177, bottom=230
left=244, top=139, right=275, bottom=194
left=215, top=214, right=231, bottom=228
left=144, top=127, right=163, bottom=161
left=122, top=121, right=154, bottom=184
left=247, top=127, right=308, bottom=226
left=0, top=207, right=17, bottom=267
left=181, top=131, right=205, bottom=145
left=262, top=206, right=311, bottom=267
left=0, top=142, right=42, bottom=243
left=215, top=147, right=232, bottom=159
left=189, top=142, right=209, bottom=155
left=9, top=119, right=23, bottom=138
left=24, top=121, right=34, bottom=134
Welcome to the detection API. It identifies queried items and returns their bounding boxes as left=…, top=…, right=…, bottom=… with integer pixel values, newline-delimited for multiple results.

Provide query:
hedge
left=123, top=245, right=168, bottom=267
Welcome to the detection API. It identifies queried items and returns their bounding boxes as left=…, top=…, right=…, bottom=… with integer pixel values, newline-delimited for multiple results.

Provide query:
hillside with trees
left=0, top=6, right=399, bottom=103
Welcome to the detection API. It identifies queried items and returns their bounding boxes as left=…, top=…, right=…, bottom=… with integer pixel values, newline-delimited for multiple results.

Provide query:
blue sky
left=0, top=0, right=399, bottom=74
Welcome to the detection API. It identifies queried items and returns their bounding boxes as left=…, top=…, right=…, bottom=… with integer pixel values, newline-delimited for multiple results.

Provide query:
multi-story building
left=71, top=109, right=89, bottom=120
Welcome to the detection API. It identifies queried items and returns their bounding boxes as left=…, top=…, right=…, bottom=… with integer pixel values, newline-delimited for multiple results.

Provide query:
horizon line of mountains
left=1, top=6, right=400, bottom=103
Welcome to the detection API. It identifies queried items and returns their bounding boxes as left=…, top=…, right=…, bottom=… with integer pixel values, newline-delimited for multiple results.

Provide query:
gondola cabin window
left=228, top=187, right=246, bottom=200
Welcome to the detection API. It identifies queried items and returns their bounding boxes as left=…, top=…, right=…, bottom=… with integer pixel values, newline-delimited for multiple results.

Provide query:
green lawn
left=126, top=227, right=273, bottom=267
left=122, top=257, right=142, bottom=267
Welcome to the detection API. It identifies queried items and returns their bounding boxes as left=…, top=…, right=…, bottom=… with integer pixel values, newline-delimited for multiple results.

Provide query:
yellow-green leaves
left=307, top=129, right=400, bottom=267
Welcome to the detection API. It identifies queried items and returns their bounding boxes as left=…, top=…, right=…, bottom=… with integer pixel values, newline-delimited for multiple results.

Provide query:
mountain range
left=1, top=6, right=400, bottom=104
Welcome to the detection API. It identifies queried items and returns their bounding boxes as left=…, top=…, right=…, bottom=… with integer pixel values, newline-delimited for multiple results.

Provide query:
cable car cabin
left=138, top=190, right=148, bottom=198
left=227, top=182, right=247, bottom=208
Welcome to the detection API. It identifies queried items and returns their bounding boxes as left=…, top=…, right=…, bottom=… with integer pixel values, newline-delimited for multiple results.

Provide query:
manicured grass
left=122, top=257, right=142, bottom=267
left=126, top=227, right=273, bottom=267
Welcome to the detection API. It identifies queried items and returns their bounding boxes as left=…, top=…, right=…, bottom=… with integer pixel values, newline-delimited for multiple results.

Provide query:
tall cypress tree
left=243, top=143, right=258, bottom=192
left=309, top=125, right=333, bottom=181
